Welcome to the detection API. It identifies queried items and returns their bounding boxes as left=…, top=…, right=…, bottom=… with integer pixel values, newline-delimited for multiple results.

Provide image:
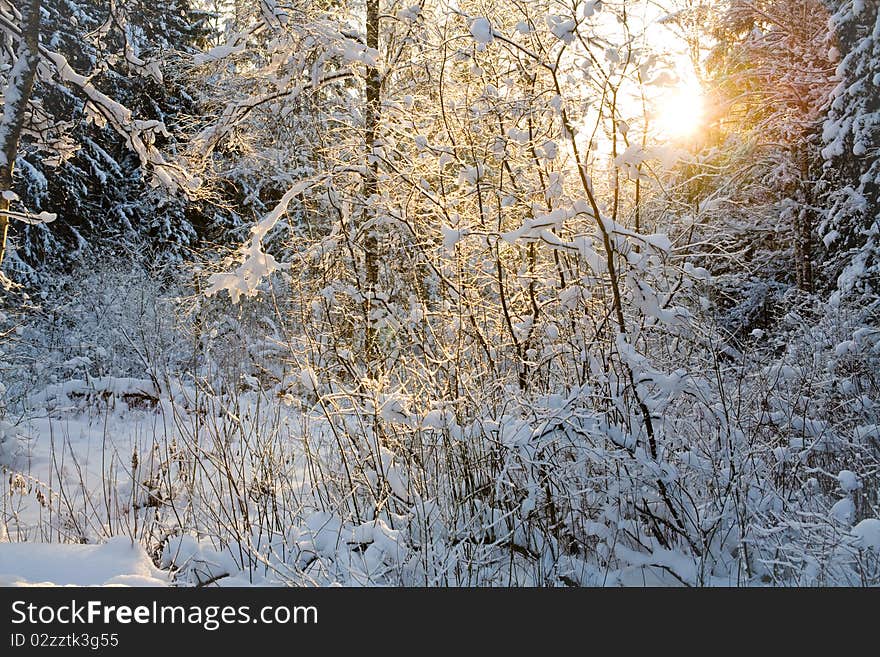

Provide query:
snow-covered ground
left=1, top=378, right=178, bottom=543
left=0, top=377, right=292, bottom=586
left=0, top=538, right=169, bottom=586
left=0, top=379, right=181, bottom=585
left=0, top=376, right=425, bottom=587
left=1, top=374, right=878, bottom=587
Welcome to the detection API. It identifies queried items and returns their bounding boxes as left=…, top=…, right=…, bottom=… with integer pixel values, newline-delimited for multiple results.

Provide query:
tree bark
left=363, top=0, right=380, bottom=364
left=0, top=0, right=41, bottom=271
left=793, top=142, right=814, bottom=293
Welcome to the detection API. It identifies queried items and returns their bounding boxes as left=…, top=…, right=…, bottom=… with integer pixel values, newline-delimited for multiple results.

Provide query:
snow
left=502, top=208, right=570, bottom=243
left=547, top=15, right=576, bottom=44
left=43, top=50, right=194, bottom=194
left=420, top=409, right=447, bottom=429
left=684, top=262, right=711, bottom=282
left=852, top=519, right=880, bottom=551
left=206, top=180, right=316, bottom=303
left=20, top=210, right=56, bottom=225
left=823, top=229, right=840, bottom=247
left=161, top=535, right=244, bottom=586
left=614, top=145, right=648, bottom=179
left=2, top=0, right=879, bottom=590
left=0, top=538, right=169, bottom=586
left=645, top=70, right=679, bottom=86
left=441, top=225, right=469, bottom=252
left=469, top=18, right=494, bottom=45
left=0, top=377, right=310, bottom=586
left=396, top=6, right=421, bottom=22
left=29, top=376, right=159, bottom=406
left=614, top=542, right=698, bottom=586
left=837, top=470, right=861, bottom=492
left=194, top=42, right=247, bottom=65
left=0, top=420, right=29, bottom=470
left=830, top=497, right=855, bottom=524
left=458, top=164, right=485, bottom=186
left=300, top=366, right=318, bottom=392
left=0, top=29, right=38, bottom=168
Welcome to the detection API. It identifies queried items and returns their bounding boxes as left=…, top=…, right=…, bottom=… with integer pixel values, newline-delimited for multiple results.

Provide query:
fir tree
left=820, top=0, right=880, bottom=309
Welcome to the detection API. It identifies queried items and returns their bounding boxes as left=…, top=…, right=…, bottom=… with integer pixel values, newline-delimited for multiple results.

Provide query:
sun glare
left=653, top=83, right=706, bottom=141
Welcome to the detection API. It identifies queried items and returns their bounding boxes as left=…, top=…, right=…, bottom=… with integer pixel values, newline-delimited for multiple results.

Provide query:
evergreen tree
left=705, top=0, right=836, bottom=293
left=2, top=0, right=210, bottom=282
left=820, top=0, right=880, bottom=309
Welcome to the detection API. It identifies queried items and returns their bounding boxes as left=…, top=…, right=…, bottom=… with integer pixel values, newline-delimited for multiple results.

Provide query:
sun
left=653, top=82, right=706, bottom=141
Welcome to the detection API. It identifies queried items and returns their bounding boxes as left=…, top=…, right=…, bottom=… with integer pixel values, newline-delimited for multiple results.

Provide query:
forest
left=0, top=0, right=878, bottom=586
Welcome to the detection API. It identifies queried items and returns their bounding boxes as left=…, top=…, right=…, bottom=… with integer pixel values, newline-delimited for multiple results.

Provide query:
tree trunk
left=363, top=0, right=380, bottom=364
left=0, top=0, right=41, bottom=271
left=793, top=142, right=814, bottom=293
